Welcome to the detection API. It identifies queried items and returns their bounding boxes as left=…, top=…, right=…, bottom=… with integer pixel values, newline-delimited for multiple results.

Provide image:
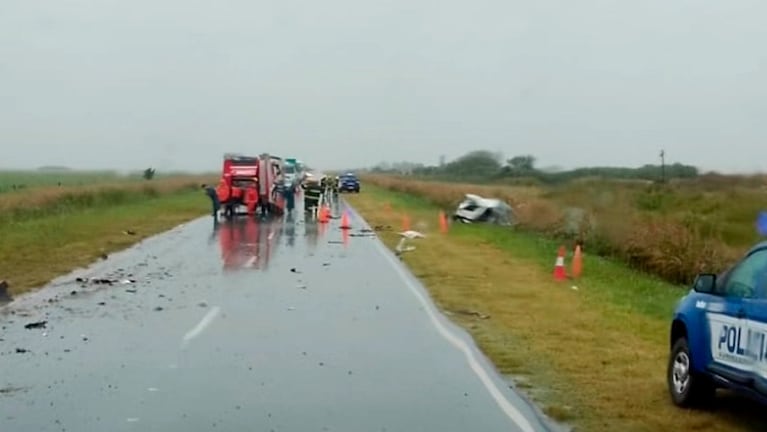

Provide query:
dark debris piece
left=24, top=320, right=47, bottom=330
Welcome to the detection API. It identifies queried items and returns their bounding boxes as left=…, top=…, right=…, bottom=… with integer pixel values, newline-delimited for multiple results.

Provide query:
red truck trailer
left=215, top=153, right=286, bottom=218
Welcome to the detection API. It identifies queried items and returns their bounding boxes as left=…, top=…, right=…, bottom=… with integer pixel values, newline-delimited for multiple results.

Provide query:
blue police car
left=668, top=241, right=767, bottom=408
left=339, top=172, right=360, bottom=193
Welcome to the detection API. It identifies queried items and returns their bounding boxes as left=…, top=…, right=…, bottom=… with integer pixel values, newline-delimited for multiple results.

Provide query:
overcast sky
left=1, top=0, right=765, bottom=173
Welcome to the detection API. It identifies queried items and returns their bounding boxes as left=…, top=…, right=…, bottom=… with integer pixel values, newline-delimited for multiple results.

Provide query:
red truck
left=215, top=153, right=286, bottom=218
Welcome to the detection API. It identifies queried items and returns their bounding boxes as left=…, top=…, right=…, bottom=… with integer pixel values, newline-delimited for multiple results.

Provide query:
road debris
left=24, top=320, right=47, bottom=330
left=447, top=309, right=491, bottom=320
left=395, top=230, right=425, bottom=255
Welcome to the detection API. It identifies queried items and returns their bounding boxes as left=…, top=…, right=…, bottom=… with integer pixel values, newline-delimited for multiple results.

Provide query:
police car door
left=706, top=248, right=767, bottom=385
left=744, top=247, right=767, bottom=395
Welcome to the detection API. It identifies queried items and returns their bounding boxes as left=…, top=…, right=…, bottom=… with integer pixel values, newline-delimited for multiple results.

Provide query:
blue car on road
left=668, top=240, right=767, bottom=408
left=339, top=172, right=360, bottom=193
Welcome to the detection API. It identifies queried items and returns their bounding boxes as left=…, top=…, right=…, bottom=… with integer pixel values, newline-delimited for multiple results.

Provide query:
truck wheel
left=667, top=337, right=715, bottom=408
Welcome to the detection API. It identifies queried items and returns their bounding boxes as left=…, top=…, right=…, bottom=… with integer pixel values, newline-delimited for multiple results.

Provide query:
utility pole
left=659, top=149, right=666, bottom=183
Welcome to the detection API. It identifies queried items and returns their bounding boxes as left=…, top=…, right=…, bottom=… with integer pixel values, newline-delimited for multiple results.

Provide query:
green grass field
left=0, top=171, right=214, bottom=296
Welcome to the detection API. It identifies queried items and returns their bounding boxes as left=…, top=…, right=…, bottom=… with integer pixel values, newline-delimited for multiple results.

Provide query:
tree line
left=368, top=150, right=699, bottom=184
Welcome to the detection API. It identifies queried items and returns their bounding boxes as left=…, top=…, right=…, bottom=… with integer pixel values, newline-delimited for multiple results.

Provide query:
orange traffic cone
left=439, top=211, right=448, bottom=234
left=553, top=246, right=567, bottom=281
left=572, top=244, right=582, bottom=279
left=340, top=210, right=351, bottom=229
left=319, top=205, right=329, bottom=223
left=402, top=213, right=411, bottom=231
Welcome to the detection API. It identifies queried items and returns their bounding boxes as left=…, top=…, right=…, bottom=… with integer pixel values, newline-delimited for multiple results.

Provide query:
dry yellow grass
left=361, top=174, right=756, bottom=285
left=0, top=175, right=211, bottom=216
left=346, top=187, right=767, bottom=432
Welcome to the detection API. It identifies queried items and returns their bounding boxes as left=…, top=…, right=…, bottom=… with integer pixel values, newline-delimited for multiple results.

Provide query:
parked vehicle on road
left=339, top=172, right=360, bottom=193
left=667, top=240, right=767, bottom=408
left=216, top=153, right=286, bottom=218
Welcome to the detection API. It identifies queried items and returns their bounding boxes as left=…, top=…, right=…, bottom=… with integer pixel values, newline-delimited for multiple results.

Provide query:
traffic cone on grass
left=439, top=211, right=449, bottom=234
left=553, top=246, right=567, bottom=281
left=572, top=244, right=583, bottom=279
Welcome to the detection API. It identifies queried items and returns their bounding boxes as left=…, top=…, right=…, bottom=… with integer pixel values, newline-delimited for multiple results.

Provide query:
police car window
left=720, top=249, right=767, bottom=299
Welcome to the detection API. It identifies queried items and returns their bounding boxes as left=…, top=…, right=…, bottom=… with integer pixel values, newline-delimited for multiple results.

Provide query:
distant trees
left=372, top=150, right=699, bottom=184
left=143, top=168, right=156, bottom=180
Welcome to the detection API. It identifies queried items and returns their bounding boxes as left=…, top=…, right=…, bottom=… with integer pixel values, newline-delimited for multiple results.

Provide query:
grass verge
left=361, top=174, right=763, bottom=286
left=0, top=189, right=210, bottom=296
left=345, top=185, right=767, bottom=432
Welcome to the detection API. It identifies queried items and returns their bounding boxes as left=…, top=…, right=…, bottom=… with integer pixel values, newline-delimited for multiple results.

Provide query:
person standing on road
left=282, top=181, right=296, bottom=214
left=201, top=184, right=221, bottom=219
left=302, top=178, right=323, bottom=215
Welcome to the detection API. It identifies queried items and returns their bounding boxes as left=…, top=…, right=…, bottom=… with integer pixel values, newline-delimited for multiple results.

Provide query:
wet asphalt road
left=0, top=200, right=558, bottom=432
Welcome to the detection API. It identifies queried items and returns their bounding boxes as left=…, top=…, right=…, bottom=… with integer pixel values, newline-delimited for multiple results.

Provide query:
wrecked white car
left=452, top=194, right=516, bottom=226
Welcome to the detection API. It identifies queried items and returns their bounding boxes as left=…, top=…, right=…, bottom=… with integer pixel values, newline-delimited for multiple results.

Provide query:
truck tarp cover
left=454, top=194, right=515, bottom=225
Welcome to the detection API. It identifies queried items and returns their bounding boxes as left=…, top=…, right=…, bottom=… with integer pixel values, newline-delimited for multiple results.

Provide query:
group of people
left=202, top=173, right=339, bottom=219
left=301, top=174, right=339, bottom=213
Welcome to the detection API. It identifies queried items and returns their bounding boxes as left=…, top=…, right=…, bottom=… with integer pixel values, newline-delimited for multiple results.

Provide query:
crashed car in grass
left=452, top=194, right=516, bottom=225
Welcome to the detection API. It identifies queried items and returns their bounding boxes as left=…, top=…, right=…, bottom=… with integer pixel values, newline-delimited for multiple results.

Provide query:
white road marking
left=181, top=306, right=221, bottom=347
left=349, top=206, right=539, bottom=432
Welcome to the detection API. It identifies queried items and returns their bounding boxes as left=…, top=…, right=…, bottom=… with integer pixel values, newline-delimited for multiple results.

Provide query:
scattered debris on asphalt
left=75, top=277, right=136, bottom=286
left=24, top=320, right=47, bottom=330
left=0, top=386, right=25, bottom=395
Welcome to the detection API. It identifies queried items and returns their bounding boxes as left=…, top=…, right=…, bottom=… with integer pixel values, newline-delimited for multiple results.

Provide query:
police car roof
left=746, top=240, right=767, bottom=255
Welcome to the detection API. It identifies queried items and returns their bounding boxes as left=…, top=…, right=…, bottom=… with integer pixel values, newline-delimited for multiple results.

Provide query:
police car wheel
left=667, top=338, right=715, bottom=408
